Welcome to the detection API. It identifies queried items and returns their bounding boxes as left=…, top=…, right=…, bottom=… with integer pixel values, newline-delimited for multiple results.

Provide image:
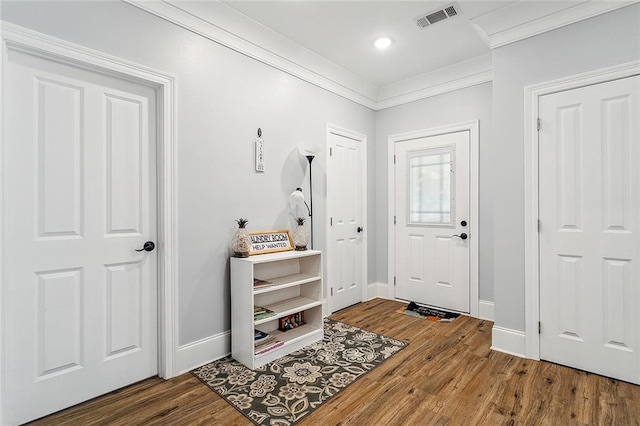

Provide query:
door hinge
left=537, top=219, right=541, bottom=233
left=331, top=287, right=333, bottom=296
left=330, top=217, right=333, bottom=226
left=394, top=276, right=396, bottom=286
left=394, top=154, right=396, bottom=164
left=538, top=321, right=541, bottom=334
left=537, top=118, right=541, bottom=131
left=330, top=147, right=332, bottom=157
left=394, top=215, right=397, bottom=225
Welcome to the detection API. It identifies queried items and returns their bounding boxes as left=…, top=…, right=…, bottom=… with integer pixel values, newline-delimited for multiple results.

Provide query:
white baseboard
left=478, top=300, right=494, bottom=321
left=491, top=326, right=526, bottom=358
left=367, top=282, right=388, bottom=299
left=175, top=331, right=231, bottom=374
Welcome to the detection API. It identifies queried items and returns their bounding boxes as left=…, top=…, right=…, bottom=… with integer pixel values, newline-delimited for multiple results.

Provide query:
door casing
left=523, top=60, right=640, bottom=359
left=388, top=120, right=480, bottom=318
left=0, top=22, right=178, bottom=423
left=326, top=123, right=368, bottom=314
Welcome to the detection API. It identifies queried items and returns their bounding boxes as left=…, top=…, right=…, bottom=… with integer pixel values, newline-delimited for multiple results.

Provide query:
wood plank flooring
left=29, top=299, right=640, bottom=425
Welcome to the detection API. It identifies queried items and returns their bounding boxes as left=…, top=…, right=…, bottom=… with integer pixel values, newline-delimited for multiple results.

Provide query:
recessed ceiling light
left=374, top=37, right=393, bottom=50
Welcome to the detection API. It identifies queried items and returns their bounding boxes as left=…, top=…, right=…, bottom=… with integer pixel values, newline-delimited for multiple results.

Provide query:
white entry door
left=3, top=47, right=158, bottom=424
left=395, top=131, right=470, bottom=312
left=539, top=76, right=639, bottom=384
left=327, top=126, right=366, bottom=312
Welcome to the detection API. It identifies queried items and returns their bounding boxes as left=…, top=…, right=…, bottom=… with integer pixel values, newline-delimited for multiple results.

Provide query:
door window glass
left=408, top=146, right=455, bottom=226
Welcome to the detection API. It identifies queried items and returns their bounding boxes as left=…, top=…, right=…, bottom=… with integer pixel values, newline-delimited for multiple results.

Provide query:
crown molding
left=125, top=0, right=634, bottom=110
left=376, top=54, right=493, bottom=110
left=471, top=0, right=638, bottom=49
left=124, top=0, right=493, bottom=111
left=124, top=0, right=379, bottom=109
left=376, top=69, right=493, bottom=110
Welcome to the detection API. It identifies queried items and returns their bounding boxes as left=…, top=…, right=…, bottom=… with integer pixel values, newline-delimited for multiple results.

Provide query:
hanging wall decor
left=255, top=128, right=265, bottom=172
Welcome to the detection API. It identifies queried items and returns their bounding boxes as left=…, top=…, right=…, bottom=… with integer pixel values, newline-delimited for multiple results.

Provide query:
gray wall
left=491, top=3, right=640, bottom=331
left=0, top=1, right=376, bottom=346
left=375, top=82, right=494, bottom=301
left=3, top=0, right=638, bottom=347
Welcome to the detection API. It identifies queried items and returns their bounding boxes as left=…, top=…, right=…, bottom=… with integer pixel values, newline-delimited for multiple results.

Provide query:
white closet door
left=3, top=47, right=158, bottom=424
left=539, top=75, right=639, bottom=384
left=327, top=129, right=366, bottom=312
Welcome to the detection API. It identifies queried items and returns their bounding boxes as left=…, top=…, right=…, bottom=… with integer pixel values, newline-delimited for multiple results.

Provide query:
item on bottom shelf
left=254, top=305, right=276, bottom=321
left=254, top=335, right=277, bottom=347
left=254, top=329, right=268, bottom=340
left=255, top=339, right=284, bottom=355
left=253, top=278, right=273, bottom=288
left=278, top=311, right=305, bottom=331
left=254, top=329, right=276, bottom=347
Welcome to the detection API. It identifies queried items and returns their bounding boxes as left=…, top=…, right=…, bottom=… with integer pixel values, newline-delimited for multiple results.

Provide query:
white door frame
left=326, top=123, right=368, bottom=314
left=523, top=60, right=640, bottom=359
left=0, top=23, right=178, bottom=420
left=387, top=120, right=479, bottom=317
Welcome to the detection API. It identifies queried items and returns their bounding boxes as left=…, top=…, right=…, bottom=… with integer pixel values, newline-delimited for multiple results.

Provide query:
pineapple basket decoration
left=293, top=217, right=309, bottom=251
left=232, top=218, right=251, bottom=258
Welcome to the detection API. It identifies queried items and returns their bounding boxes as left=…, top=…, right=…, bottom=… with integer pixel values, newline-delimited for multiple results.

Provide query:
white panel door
left=3, top=47, right=158, bottom=424
left=539, top=76, right=639, bottom=384
left=327, top=128, right=366, bottom=312
left=395, top=131, right=470, bottom=312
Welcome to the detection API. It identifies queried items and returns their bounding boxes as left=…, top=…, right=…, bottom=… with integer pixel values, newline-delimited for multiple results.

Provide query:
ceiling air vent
left=414, top=3, right=462, bottom=29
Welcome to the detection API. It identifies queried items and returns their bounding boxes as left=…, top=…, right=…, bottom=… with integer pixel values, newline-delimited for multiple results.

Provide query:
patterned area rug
left=192, top=318, right=407, bottom=425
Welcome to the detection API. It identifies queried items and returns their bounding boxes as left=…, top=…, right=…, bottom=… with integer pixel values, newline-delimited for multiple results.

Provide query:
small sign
left=249, top=230, right=293, bottom=255
left=255, top=137, right=265, bottom=172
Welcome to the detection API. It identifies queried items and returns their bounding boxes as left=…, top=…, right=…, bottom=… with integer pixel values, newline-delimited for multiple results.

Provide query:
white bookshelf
left=231, top=250, right=323, bottom=369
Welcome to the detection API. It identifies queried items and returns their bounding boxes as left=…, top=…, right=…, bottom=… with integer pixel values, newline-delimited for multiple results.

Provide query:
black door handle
left=135, top=241, right=155, bottom=252
left=452, top=233, right=468, bottom=240
left=357, top=226, right=363, bottom=233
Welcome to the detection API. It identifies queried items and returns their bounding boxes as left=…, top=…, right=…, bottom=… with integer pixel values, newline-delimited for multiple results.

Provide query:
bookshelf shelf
left=252, top=273, right=319, bottom=294
left=231, top=250, right=323, bottom=369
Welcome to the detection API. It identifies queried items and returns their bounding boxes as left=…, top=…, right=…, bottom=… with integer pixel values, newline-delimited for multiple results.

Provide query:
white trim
left=366, top=282, right=389, bottom=300
left=0, top=20, right=179, bottom=399
left=0, top=23, right=5, bottom=426
left=326, top=124, right=368, bottom=314
left=387, top=120, right=480, bottom=318
left=125, top=0, right=378, bottom=109
left=122, top=0, right=634, bottom=110
left=524, top=60, right=640, bottom=360
left=376, top=55, right=493, bottom=111
left=175, top=332, right=231, bottom=374
left=478, top=300, right=494, bottom=322
left=124, top=0, right=494, bottom=111
left=491, top=326, right=526, bottom=358
left=387, top=133, right=397, bottom=302
left=474, top=1, right=637, bottom=49
left=376, top=70, right=493, bottom=111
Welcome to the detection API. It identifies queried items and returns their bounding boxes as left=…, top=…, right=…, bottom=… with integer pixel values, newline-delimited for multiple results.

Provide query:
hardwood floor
left=30, top=299, right=640, bottom=425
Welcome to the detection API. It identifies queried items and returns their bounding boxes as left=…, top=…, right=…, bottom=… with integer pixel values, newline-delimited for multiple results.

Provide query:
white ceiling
left=128, top=0, right=637, bottom=109
left=221, top=1, right=507, bottom=87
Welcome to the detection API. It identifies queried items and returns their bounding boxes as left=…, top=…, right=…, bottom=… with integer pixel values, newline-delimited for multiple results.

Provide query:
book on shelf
left=254, top=334, right=277, bottom=347
left=254, top=305, right=276, bottom=321
left=255, top=339, right=284, bottom=355
left=254, top=329, right=269, bottom=340
left=253, top=278, right=273, bottom=288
